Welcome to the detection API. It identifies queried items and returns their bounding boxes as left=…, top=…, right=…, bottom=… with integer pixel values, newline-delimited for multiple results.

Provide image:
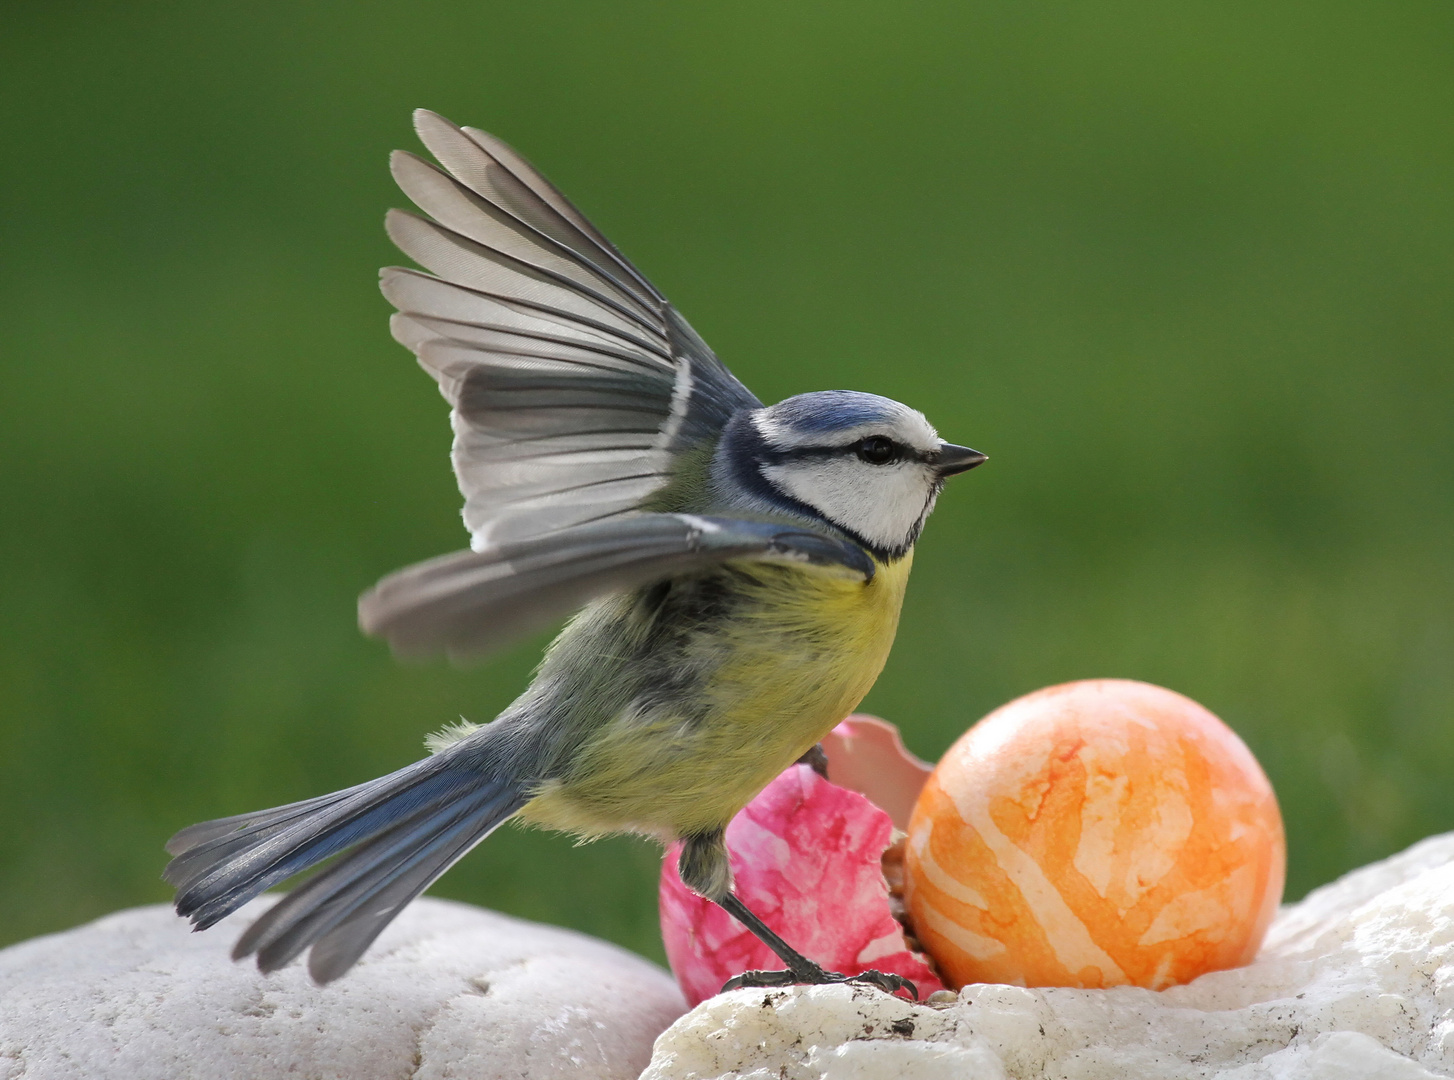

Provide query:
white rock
left=0, top=896, right=685, bottom=1080
left=643, top=833, right=1454, bottom=1080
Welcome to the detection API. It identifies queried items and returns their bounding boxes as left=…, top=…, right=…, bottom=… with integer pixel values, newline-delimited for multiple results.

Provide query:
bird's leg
left=794, top=743, right=829, bottom=779
left=676, top=830, right=917, bottom=1000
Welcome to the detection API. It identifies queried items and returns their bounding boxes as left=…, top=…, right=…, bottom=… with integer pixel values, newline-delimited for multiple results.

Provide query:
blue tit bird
left=166, top=110, right=986, bottom=994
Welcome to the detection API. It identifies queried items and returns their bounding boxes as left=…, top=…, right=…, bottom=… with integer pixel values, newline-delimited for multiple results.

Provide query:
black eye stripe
left=772, top=440, right=934, bottom=464
left=856, top=436, right=895, bottom=464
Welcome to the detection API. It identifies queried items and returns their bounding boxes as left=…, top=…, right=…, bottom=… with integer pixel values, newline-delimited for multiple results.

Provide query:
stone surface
left=0, top=896, right=685, bottom=1080
left=643, top=832, right=1454, bottom=1079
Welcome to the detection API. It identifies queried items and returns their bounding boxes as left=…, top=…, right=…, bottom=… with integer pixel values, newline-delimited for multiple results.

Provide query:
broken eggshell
left=658, top=715, right=944, bottom=1006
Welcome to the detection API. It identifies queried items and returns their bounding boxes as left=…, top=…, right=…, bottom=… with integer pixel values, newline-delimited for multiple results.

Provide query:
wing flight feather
left=381, top=111, right=760, bottom=549
left=359, top=513, right=874, bottom=659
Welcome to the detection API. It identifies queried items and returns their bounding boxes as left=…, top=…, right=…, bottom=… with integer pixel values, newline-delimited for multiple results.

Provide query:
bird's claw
left=721, top=968, right=799, bottom=991
left=846, top=969, right=918, bottom=999
left=722, top=965, right=917, bottom=1000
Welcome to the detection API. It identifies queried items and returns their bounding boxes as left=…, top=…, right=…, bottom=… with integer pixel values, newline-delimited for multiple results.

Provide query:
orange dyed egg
left=903, top=679, right=1285, bottom=991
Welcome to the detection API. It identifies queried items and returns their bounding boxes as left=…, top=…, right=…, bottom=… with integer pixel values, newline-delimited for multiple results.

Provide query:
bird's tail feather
left=165, top=751, right=526, bottom=983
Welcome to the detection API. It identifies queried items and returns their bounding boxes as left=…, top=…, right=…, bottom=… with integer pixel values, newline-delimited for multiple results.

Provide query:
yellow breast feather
left=521, top=550, right=914, bottom=838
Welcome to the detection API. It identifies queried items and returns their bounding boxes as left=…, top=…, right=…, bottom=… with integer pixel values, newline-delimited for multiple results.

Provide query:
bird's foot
left=795, top=743, right=829, bottom=779
left=722, top=960, right=916, bottom=999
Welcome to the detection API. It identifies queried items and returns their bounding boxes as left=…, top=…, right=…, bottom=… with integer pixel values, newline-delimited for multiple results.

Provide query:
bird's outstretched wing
left=359, top=513, right=875, bottom=659
left=384, top=110, right=761, bottom=548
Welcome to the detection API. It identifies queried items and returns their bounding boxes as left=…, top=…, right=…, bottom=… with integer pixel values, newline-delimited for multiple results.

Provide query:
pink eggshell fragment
left=659, top=758, right=944, bottom=1006
left=821, top=714, right=934, bottom=831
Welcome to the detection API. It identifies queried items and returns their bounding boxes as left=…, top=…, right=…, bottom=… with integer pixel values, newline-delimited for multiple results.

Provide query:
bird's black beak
left=935, top=443, right=988, bottom=477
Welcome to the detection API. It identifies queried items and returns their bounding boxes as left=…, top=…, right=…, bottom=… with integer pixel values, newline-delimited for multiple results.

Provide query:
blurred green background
left=2, top=2, right=1451, bottom=965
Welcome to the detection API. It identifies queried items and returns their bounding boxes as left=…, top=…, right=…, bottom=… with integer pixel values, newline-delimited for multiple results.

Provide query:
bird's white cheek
left=762, top=460, right=931, bottom=551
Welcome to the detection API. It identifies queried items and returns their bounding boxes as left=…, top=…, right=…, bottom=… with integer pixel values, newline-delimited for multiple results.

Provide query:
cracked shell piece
left=659, top=717, right=944, bottom=1006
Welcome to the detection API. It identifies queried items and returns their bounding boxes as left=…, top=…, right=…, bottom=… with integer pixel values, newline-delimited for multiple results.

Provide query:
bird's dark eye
left=856, top=436, right=897, bottom=465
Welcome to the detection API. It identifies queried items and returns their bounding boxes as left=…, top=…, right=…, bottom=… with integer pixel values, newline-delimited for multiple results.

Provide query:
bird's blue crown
left=761, top=391, right=913, bottom=440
